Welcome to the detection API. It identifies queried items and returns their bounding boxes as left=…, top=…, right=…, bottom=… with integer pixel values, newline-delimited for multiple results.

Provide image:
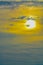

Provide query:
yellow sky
left=0, top=5, right=43, bottom=34
left=0, top=4, right=43, bottom=43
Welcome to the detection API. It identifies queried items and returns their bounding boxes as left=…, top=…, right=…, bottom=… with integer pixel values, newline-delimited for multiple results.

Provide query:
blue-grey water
left=0, top=33, right=43, bottom=65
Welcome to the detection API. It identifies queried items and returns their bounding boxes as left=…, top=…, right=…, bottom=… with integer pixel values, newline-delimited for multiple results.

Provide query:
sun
left=25, top=19, right=36, bottom=29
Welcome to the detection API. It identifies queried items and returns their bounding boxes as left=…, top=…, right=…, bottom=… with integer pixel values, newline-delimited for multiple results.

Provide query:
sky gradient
left=0, top=1, right=43, bottom=65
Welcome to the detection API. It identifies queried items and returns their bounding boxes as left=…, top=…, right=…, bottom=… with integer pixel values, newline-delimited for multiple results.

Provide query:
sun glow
left=25, top=19, right=36, bottom=29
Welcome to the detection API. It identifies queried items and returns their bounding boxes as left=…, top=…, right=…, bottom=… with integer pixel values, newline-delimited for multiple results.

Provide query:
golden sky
left=0, top=2, right=43, bottom=42
left=0, top=5, right=43, bottom=34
